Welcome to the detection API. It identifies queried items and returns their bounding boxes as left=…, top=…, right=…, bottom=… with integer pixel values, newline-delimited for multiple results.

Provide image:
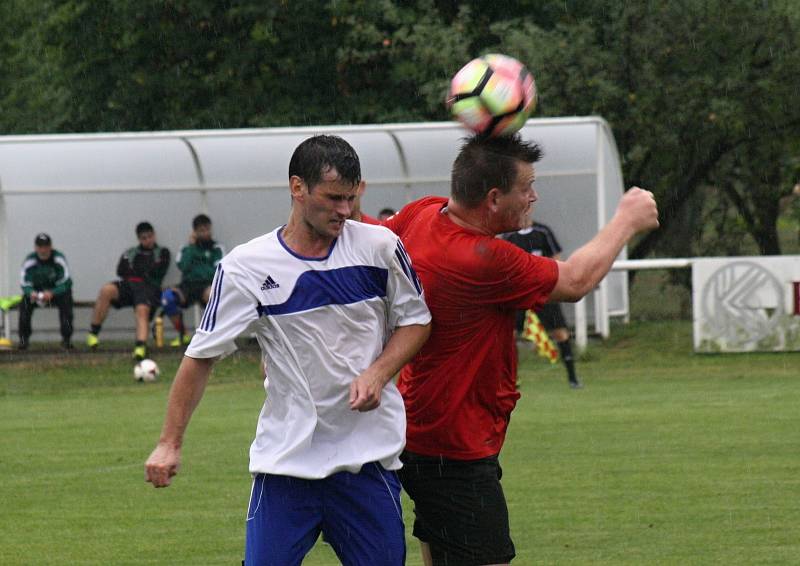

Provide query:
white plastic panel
left=0, top=138, right=199, bottom=192
left=190, top=130, right=406, bottom=189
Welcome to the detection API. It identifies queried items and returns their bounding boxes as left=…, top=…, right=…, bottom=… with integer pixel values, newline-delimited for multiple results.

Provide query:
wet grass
left=1, top=321, right=799, bottom=565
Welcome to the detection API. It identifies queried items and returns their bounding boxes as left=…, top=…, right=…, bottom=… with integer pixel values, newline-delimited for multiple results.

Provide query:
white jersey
left=186, top=220, right=431, bottom=479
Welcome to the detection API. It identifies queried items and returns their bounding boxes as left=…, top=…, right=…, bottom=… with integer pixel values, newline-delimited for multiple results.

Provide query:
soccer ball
left=447, top=54, right=537, bottom=138
left=134, top=359, right=160, bottom=382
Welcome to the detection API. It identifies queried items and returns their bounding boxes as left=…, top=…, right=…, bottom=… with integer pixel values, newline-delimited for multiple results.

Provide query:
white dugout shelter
left=0, top=117, right=627, bottom=342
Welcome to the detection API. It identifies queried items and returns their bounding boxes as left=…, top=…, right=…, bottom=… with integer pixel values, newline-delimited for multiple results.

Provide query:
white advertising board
left=692, top=256, right=800, bottom=352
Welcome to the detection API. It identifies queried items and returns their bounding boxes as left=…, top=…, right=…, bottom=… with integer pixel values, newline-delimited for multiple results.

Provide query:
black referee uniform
left=503, top=222, right=581, bottom=388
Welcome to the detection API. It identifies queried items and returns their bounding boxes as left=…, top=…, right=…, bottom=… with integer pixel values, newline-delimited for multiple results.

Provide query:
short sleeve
left=480, top=239, right=559, bottom=312
left=185, top=261, right=260, bottom=359
left=385, top=238, right=431, bottom=328
left=542, top=225, right=562, bottom=256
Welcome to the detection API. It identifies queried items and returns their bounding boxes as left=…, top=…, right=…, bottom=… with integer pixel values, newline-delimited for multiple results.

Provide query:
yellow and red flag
left=521, top=310, right=558, bottom=363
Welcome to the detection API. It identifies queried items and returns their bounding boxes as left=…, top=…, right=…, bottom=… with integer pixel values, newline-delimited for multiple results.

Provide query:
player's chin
left=328, top=220, right=345, bottom=235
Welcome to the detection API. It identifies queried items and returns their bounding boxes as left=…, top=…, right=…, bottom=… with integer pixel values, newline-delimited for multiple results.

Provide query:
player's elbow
left=551, top=263, right=595, bottom=302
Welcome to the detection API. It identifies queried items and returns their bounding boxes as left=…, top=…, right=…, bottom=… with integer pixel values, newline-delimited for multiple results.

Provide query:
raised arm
left=144, top=355, right=215, bottom=487
left=549, top=187, right=659, bottom=302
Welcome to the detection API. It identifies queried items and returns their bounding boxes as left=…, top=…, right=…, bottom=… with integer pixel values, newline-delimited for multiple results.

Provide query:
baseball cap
left=34, top=233, right=52, bottom=246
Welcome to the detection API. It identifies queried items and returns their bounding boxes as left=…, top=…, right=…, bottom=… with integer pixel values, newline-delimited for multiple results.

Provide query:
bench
left=1, top=299, right=202, bottom=343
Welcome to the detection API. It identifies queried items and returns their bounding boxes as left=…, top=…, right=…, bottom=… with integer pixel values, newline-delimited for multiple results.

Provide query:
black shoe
left=61, top=340, right=74, bottom=350
left=18, top=339, right=29, bottom=351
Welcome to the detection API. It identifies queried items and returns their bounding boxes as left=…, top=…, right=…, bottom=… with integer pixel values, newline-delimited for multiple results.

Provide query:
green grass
left=1, top=322, right=799, bottom=565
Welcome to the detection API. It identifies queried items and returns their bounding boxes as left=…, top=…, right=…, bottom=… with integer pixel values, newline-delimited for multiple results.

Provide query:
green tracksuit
left=177, top=240, right=224, bottom=286
left=117, top=245, right=170, bottom=287
left=20, top=250, right=72, bottom=296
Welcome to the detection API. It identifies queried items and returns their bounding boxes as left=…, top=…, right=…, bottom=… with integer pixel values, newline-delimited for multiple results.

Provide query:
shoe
left=62, top=340, right=74, bottom=350
left=569, top=379, right=583, bottom=389
left=86, top=333, right=99, bottom=349
left=18, top=338, right=29, bottom=351
left=169, top=335, right=191, bottom=347
left=132, top=345, right=147, bottom=360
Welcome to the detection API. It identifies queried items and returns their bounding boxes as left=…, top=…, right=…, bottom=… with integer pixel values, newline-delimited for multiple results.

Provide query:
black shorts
left=112, top=280, right=161, bottom=310
left=398, top=451, right=515, bottom=566
left=176, top=282, right=209, bottom=307
left=516, top=302, right=567, bottom=333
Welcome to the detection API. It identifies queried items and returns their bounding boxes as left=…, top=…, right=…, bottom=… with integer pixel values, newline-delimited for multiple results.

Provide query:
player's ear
left=289, top=175, right=307, bottom=201
left=486, top=187, right=502, bottom=212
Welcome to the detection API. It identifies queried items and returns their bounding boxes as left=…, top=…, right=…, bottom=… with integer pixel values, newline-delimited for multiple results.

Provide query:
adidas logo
left=260, top=275, right=280, bottom=290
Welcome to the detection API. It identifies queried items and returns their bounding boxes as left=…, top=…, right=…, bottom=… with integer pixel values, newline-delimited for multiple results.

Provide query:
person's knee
left=98, top=284, right=117, bottom=302
left=552, top=327, right=570, bottom=342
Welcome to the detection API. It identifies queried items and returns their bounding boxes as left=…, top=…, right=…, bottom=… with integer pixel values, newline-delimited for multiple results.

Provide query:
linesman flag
left=521, top=309, right=559, bottom=363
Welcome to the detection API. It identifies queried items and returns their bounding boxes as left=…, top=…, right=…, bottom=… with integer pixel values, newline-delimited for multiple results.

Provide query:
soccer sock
left=557, top=339, right=578, bottom=383
left=135, top=340, right=146, bottom=347
left=90, top=324, right=102, bottom=335
left=175, top=316, right=185, bottom=337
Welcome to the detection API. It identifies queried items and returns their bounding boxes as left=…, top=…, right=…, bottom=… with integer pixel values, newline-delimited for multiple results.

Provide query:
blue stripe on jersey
left=256, top=265, right=388, bottom=316
left=394, top=241, right=422, bottom=295
left=199, top=265, right=218, bottom=330
left=201, top=265, right=224, bottom=331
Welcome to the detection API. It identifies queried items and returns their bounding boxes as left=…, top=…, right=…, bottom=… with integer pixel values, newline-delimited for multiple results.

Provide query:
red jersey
left=359, top=213, right=381, bottom=225
left=384, top=196, right=558, bottom=459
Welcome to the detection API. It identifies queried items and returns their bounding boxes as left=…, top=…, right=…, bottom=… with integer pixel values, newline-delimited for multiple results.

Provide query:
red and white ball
left=134, top=359, right=160, bottom=382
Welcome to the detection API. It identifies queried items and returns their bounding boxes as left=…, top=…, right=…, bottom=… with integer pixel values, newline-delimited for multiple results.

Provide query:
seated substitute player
left=145, top=135, right=432, bottom=566
left=379, top=134, right=659, bottom=566
left=86, top=222, right=170, bottom=360
left=503, top=214, right=582, bottom=388
left=160, top=214, right=225, bottom=347
left=18, top=233, right=74, bottom=350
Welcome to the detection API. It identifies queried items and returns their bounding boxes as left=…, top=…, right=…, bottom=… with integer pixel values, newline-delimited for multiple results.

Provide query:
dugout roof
left=0, top=117, right=626, bottom=338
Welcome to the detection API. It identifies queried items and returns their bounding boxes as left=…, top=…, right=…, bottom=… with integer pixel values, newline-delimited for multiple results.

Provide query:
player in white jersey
left=145, top=135, right=432, bottom=566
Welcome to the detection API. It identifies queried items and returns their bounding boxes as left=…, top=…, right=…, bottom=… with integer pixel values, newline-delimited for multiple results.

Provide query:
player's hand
left=618, top=187, right=659, bottom=234
left=349, top=371, right=384, bottom=412
left=42, top=291, right=54, bottom=302
left=145, top=442, right=181, bottom=488
left=188, top=231, right=197, bottom=245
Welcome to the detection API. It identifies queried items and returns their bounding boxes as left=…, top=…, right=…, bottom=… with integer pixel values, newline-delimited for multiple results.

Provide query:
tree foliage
left=2, top=0, right=799, bottom=257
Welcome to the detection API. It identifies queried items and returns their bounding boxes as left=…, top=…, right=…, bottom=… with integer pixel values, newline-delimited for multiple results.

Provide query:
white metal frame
left=572, top=258, right=693, bottom=351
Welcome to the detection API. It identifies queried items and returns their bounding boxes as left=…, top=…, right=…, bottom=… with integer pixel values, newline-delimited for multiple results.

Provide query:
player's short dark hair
left=136, top=221, right=154, bottom=236
left=451, top=134, right=543, bottom=208
left=288, top=135, right=361, bottom=191
left=378, top=208, right=396, bottom=217
left=192, top=214, right=212, bottom=230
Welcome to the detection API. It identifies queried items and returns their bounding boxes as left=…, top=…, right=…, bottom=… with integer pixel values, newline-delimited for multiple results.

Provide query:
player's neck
left=445, top=199, right=495, bottom=236
left=281, top=217, right=336, bottom=258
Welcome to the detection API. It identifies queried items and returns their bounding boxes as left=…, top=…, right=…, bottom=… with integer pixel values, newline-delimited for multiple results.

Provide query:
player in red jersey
left=382, top=134, right=659, bottom=566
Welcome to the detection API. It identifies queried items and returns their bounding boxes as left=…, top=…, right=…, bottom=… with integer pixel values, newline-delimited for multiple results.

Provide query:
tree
left=494, top=0, right=800, bottom=257
left=3, top=0, right=798, bottom=262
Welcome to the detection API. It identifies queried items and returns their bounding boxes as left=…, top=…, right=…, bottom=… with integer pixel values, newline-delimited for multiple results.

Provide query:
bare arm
left=550, top=187, right=659, bottom=302
left=144, top=356, right=215, bottom=487
left=349, top=322, right=431, bottom=412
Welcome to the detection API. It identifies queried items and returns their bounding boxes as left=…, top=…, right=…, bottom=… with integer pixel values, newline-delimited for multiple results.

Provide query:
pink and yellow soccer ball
left=447, top=54, right=537, bottom=138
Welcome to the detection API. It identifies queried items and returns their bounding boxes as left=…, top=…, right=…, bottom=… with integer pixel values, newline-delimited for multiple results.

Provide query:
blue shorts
left=244, top=462, right=405, bottom=566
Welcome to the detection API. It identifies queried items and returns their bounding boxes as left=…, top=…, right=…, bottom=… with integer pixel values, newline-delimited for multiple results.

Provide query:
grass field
left=1, top=320, right=799, bottom=565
